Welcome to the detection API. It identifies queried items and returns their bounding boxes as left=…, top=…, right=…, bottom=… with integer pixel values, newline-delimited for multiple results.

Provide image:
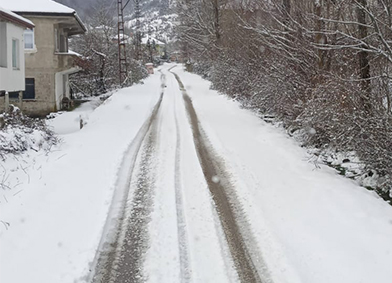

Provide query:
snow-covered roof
left=68, top=49, right=82, bottom=57
left=0, top=0, right=74, bottom=14
left=141, top=36, right=165, bottom=46
left=0, top=0, right=86, bottom=35
left=0, top=6, right=34, bottom=28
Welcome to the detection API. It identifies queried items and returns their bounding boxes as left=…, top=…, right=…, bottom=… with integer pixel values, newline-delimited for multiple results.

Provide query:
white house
left=0, top=6, right=34, bottom=110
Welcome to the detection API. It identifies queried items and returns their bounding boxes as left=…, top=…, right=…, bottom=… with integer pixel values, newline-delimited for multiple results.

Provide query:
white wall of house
left=0, top=21, right=26, bottom=92
left=54, top=72, right=63, bottom=110
left=55, top=68, right=77, bottom=110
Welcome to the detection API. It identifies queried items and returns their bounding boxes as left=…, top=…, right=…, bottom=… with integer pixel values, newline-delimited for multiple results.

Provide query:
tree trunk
left=213, top=0, right=221, bottom=43
left=356, top=0, right=372, bottom=112
left=282, top=0, right=291, bottom=26
left=314, top=0, right=327, bottom=69
left=99, top=57, right=106, bottom=93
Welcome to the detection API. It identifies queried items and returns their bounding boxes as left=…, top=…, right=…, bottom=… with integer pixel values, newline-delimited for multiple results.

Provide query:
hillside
left=126, top=8, right=178, bottom=44
left=56, top=0, right=178, bottom=44
left=55, top=0, right=173, bottom=19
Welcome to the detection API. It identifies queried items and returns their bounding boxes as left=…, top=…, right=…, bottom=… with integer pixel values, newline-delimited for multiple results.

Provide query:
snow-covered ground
left=0, top=76, right=161, bottom=283
left=1, top=63, right=392, bottom=283
left=171, top=65, right=392, bottom=283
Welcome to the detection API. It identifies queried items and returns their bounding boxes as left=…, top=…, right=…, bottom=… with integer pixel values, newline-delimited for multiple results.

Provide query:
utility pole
left=134, top=0, right=142, bottom=61
left=147, top=24, right=153, bottom=63
left=117, top=0, right=130, bottom=86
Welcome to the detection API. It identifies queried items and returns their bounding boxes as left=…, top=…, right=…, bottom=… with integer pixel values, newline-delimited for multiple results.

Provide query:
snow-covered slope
left=126, top=0, right=178, bottom=44
left=127, top=12, right=177, bottom=44
left=56, top=0, right=178, bottom=44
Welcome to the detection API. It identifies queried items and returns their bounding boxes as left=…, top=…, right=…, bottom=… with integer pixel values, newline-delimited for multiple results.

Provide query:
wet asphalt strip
left=170, top=71, right=263, bottom=283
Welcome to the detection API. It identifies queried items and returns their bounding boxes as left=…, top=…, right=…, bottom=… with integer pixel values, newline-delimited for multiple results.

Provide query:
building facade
left=0, top=0, right=86, bottom=116
left=0, top=7, right=34, bottom=109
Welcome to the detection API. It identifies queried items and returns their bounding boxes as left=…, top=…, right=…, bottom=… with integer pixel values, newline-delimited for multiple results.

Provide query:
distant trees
left=69, top=5, right=147, bottom=96
left=178, top=0, right=392, bottom=196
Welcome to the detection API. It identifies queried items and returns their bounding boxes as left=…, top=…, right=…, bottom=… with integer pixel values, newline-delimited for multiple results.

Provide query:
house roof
left=141, top=36, right=165, bottom=46
left=0, top=0, right=86, bottom=34
left=0, top=6, right=35, bottom=29
left=0, top=0, right=74, bottom=14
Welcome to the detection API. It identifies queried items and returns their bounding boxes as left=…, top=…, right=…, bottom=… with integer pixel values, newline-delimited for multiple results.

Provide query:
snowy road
left=2, top=63, right=392, bottom=283
left=88, top=64, right=392, bottom=283
left=91, top=67, right=264, bottom=282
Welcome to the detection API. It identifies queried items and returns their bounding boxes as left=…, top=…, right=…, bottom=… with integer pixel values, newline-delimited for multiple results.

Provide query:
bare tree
left=177, top=0, right=392, bottom=198
left=69, top=5, right=147, bottom=96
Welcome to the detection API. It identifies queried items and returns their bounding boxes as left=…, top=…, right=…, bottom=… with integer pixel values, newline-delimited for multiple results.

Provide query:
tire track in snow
left=112, top=118, right=158, bottom=283
left=171, top=71, right=264, bottom=283
left=173, top=80, right=192, bottom=283
left=90, top=75, right=165, bottom=283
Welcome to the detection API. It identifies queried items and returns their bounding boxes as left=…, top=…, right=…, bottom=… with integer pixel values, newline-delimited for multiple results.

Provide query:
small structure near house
left=0, top=7, right=34, bottom=112
left=169, top=51, right=184, bottom=63
left=146, top=63, right=154, bottom=74
left=141, top=36, right=165, bottom=58
left=61, top=96, right=73, bottom=110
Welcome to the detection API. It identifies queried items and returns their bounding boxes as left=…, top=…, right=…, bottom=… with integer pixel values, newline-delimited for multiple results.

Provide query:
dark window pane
left=9, top=92, right=19, bottom=99
left=23, top=78, right=35, bottom=99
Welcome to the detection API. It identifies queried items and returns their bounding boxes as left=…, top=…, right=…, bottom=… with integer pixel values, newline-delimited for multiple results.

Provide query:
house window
left=12, top=39, right=20, bottom=69
left=9, top=92, right=19, bottom=99
left=24, top=29, right=35, bottom=50
left=23, top=78, right=35, bottom=99
left=0, top=23, right=7, bottom=68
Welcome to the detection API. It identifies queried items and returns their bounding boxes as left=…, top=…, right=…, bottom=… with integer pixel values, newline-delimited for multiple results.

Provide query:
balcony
left=55, top=52, right=78, bottom=71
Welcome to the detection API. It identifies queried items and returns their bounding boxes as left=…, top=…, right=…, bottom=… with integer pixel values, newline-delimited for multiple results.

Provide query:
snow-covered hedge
left=0, top=107, right=59, bottom=160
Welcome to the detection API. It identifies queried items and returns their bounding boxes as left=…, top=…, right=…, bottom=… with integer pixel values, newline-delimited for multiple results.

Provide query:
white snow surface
left=0, top=0, right=75, bottom=14
left=140, top=67, right=239, bottom=283
left=1, top=63, right=392, bottom=283
left=171, top=65, right=392, bottom=283
left=0, top=76, right=161, bottom=283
